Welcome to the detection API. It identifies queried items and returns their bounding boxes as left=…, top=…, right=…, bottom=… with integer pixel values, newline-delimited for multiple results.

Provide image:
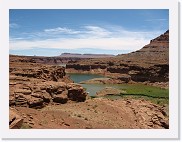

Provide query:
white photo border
left=0, top=0, right=179, bottom=139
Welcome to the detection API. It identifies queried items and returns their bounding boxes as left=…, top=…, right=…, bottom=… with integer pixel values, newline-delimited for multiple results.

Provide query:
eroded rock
left=67, top=83, right=87, bottom=102
left=27, top=97, right=44, bottom=108
left=9, top=109, right=23, bottom=129
left=53, top=92, right=68, bottom=104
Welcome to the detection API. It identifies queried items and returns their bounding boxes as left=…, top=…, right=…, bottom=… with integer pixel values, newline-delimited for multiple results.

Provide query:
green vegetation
left=120, top=84, right=168, bottom=99
left=105, top=84, right=169, bottom=105
left=122, top=95, right=168, bottom=106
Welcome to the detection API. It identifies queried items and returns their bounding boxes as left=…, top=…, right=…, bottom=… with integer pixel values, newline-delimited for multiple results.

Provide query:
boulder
left=53, top=91, right=68, bottom=104
left=42, top=91, right=52, bottom=103
left=27, top=96, right=44, bottom=108
left=31, top=91, right=51, bottom=103
left=45, top=82, right=67, bottom=96
left=67, top=83, right=87, bottom=102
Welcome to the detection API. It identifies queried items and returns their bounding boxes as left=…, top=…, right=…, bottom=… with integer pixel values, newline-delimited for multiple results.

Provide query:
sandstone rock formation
left=67, top=83, right=87, bottom=102
left=9, top=108, right=23, bottom=129
left=10, top=80, right=88, bottom=108
left=9, top=56, right=88, bottom=109
left=10, top=57, right=66, bottom=82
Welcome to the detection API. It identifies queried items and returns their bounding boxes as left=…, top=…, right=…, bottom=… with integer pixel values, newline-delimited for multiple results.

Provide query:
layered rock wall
left=9, top=56, right=88, bottom=109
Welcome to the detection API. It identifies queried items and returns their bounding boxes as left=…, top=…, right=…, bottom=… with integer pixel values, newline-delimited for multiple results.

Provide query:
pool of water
left=67, top=73, right=169, bottom=99
left=67, top=73, right=104, bottom=83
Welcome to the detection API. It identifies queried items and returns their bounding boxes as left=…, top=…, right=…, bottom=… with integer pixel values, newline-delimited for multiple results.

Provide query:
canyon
left=9, top=30, right=169, bottom=129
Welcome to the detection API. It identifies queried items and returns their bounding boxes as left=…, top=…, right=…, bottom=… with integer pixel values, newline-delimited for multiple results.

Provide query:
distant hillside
left=115, top=30, right=169, bottom=66
left=9, top=53, right=115, bottom=65
left=59, top=53, right=115, bottom=58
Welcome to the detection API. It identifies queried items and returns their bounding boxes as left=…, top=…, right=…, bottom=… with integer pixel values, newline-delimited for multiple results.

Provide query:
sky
left=9, top=9, right=169, bottom=56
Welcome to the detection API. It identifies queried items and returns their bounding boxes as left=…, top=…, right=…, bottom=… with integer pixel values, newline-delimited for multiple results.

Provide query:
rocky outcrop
left=67, top=83, right=87, bottom=102
left=128, top=64, right=169, bottom=82
left=10, top=66, right=65, bottom=82
left=10, top=80, right=88, bottom=108
left=124, top=99, right=169, bottom=128
left=66, top=64, right=107, bottom=70
left=27, top=97, right=44, bottom=108
left=53, top=93, right=68, bottom=104
left=9, top=109, right=23, bottom=129
left=9, top=55, right=70, bottom=82
left=9, top=56, right=88, bottom=108
left=107, top=66, right=129, bottom=74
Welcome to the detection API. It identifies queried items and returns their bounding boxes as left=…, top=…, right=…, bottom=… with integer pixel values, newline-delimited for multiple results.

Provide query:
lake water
left=67, top=73, right=109, bottom=96
left=67, top=73, right=104, bottom=84
left=67, top=73, right=168, bottom=98
left=67, top=73, right=133, bottom=96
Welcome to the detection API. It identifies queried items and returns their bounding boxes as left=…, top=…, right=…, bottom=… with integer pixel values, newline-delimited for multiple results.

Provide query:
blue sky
left=9, top=9, right=169, bottom=56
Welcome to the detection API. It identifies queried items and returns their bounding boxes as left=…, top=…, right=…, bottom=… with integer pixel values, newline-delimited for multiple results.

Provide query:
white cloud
left=44, top=27, right=80, bottom=34
left=84, top=26, right=111, bottom=37
left=43, top=26, right=111, bottom=38
left=9, top=23, right=19, bottom=28
left=10, top=36, right=149, bottom=51
left=10, top=25, right=163, bottom=52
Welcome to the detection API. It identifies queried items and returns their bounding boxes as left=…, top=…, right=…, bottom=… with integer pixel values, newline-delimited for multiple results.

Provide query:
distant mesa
left=62, top=53, right=82, bottom=55
left=59, top=53, right=115, bottom=58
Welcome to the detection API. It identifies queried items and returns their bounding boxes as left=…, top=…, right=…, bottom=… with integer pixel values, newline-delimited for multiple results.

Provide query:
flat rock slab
left=96, top=87, right=126, bottom=96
